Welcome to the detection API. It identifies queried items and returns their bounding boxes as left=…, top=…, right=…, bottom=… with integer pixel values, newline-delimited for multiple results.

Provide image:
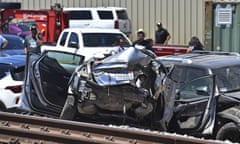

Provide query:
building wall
left=2, top=0, right=205, bottom=45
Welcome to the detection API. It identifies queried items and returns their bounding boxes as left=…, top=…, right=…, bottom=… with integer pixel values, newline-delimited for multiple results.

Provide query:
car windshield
left=83, top=33, right=131, bottom=47
left=4, top=35, right=24, bottom=50
left=213, top=66, right=240, bottom=92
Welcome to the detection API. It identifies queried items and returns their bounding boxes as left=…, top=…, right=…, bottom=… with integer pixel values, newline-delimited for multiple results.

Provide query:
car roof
left=157, top=51, right=240, bottom=69
left=63, top=28, right=123, bottom=33
left=63, top=7, right=127, bottom=11
left=0, top=55, right=26, bottom=68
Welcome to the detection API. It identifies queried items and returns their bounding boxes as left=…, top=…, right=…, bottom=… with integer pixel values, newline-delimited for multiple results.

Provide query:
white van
left=63, top=7, right=132, bottom=36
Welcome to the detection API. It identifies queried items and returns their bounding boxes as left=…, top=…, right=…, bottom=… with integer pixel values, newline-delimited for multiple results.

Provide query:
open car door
left=21, top=51, right=84, bottom=117
left=171, top=75, right=216, bottom=135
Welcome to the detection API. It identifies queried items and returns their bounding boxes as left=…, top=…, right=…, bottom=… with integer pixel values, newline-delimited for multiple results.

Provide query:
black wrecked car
left=158, top=51, right=240, bottom=142
left=19, top=49, right=240, bottom=142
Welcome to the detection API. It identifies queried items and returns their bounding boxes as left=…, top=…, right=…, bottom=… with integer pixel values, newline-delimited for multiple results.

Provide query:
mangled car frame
left=20, top=48, right=240, bottom=142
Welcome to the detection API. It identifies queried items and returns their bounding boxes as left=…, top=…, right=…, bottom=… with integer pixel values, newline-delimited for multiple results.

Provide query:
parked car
left=63, top=7, right=132, bottom=36
left=0, top=34, right=25, bottom=57
left=19, top=49, right=240, bottom=143
left=0, top=55, right=26, bottom=111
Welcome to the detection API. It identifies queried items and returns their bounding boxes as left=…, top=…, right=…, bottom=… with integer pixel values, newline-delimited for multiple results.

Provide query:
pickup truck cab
left=41, top=28, right=132, bottom=61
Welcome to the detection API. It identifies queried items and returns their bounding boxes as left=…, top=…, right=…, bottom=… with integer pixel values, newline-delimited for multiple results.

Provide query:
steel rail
left=0, top=112, right=221, bottom=144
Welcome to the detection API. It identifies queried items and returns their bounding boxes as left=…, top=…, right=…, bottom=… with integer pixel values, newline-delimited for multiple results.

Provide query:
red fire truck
left=0, top=4, right=68, bottom=43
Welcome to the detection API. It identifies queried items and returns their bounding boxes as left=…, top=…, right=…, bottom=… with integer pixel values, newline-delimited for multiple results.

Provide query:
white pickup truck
left=41, top=28, right=132, bottom=61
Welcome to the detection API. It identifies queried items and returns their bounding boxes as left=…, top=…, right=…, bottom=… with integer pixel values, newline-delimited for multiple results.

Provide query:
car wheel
left=59, top=95, right=77, bottom=120
left=0, top=102, right=6, bottom=112
left=216, top=122, right=240, bottom=143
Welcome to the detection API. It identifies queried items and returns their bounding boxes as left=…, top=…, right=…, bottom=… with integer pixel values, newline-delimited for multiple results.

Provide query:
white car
left=0, top=55, right=26, bottom=111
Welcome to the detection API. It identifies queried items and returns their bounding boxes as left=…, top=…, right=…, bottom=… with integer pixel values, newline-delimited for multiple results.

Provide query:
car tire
left=0, top=101, right=6, bottom=112
left=59, top=95, right=77, bottom=120
left=216, top=122, right=240, bottom=143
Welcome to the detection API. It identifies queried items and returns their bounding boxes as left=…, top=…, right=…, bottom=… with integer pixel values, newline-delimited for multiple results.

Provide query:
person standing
left=24, top=25, right=43, bottom=54
left=155, top=22, right=171, bottom=45
left=112, top=37, right=125, bottom=54
left=133, top=29, right=145, bottom=46
left=188, top=36, right=204, bottom=51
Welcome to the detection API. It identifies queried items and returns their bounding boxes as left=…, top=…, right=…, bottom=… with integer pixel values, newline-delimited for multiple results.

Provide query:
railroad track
left=0, top=112, right=222, bottom=144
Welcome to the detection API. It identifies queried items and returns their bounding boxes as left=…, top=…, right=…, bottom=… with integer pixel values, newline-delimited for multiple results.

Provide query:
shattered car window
left=213, top=65, right=240, bottom=92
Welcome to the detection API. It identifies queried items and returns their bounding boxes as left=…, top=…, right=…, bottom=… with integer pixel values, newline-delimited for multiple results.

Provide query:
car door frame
left=22, top=50, right=84, bottom=116
left=171, top=74, right=217, bottom=135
